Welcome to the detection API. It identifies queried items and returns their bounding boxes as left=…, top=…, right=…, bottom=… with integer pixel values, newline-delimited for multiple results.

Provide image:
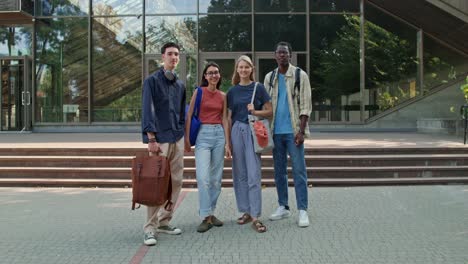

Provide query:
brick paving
left=0, top=186, right=467, bottom=264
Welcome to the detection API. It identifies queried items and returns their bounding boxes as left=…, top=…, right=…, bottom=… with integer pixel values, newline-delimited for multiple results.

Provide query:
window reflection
left=199, top=15, right=251, bottom=52
left=310, top=15, right=359, bottom=122
left=93, top=0, right=142, bottom=15
left=35, top=18, right=89, bottom=123
left=0, top=27, right=32, bottom=56
left=310, top=0, right=359, bottom=12
left=255, top=0, right=305, bottom=12
left=146, top=16, right=197, bottom=54
left=365, top=4, right=418, bottom=118
left=36, top=0, right=88, bottom=16
left=199, top=0, right=251, bottom=13
left=255, top=15, right=306, bottom=51
left=423, top=35, right=468, bottom=92
left=92, top=16, right=142, bottom=122
left=145, top=0, right=196, bottom=14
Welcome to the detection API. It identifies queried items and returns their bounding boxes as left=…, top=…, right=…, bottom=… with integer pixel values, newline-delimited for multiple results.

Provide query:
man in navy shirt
left=141, top=42, right=186, bottom=246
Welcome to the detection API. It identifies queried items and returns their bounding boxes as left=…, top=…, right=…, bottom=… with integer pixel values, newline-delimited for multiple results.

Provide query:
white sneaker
left=144, top=232, right=157, bottom=246
left=298, top=210, right=310, bottom=227
left=269, top=206, right=291, bottom=221
left=156, top=225, right=182, bottom=235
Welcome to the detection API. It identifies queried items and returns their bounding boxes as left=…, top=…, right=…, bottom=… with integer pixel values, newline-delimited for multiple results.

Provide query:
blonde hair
left=231, top=55, right=255, bottom=85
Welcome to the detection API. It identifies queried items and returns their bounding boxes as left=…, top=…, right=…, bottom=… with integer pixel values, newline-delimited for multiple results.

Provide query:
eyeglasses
left=275, top=50, right=289, bottom=55
left=206, top=71, right=220, bottom=76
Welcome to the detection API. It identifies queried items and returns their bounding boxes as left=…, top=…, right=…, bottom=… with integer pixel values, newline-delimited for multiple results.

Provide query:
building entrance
left=0, top=56, right=31, bottom=131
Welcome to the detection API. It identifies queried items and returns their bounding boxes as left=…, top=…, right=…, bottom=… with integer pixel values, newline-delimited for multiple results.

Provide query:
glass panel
left=199, top=58, right=236, bottom=92
left=310, top=0, right=359, bottom=12
left=93, top=0, right=142, bottom=15
left=21, top=0, right=34, bottom=14
left=199, top=15, right=251, bottom=52
left=93, top=16, right=143, bottom=122
left=35, top=18, right=88, bottom=123
left=199, top=0, right=251, bottom=13
left=0, top=0, right=19, bottom=11
left=1, top=60, right=23, bottom=131
left=36, top=0, right=89, bottom=16
left=146, top=16, right=197, bottom=54
left=310, top=15, right=360, bottom=122
left=0, top=26, right=32, bottom=56
left=423, top=35, right=468, bottom=92
left=255, top=15, right=306, bottom=51
left=145, top=0, right=196, bottom=14
left=255, top=0, right=305, bottom=12
left=258, top=58, right=276, bottom=84
left=364, top=4, right=418, bottom=119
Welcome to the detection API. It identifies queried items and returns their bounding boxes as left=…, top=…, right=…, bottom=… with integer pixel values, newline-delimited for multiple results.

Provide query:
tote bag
left=248, top=82, right=274, bottom=154
left=188, top=87, right=203, bottom=146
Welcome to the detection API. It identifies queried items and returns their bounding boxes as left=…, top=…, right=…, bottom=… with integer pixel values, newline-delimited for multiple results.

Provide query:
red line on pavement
left=129, top=190, right=188, bottom=264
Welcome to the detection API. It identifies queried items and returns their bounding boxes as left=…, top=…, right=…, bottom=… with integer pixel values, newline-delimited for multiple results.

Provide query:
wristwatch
left=148, top=138, right=157, bottom=143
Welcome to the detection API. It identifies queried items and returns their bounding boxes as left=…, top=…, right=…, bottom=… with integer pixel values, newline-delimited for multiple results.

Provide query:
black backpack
left=268, top=67, right=301, bottom=106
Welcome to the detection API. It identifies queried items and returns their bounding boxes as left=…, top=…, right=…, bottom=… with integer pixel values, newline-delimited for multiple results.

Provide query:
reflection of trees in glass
left=0, top=27, right=32, bottom=56
left=146, top=16, right=196, bottom=53
left=93, top=15, right=143, bottom=122
left=37, top=0, right=88, bottom=16
left=198, top=15, right=250, bottom=51
left=313, top=15, right=359, bottom=101
left=36, top=18, right=88, bottom=123
left=200, top=0, right=250, bottom=13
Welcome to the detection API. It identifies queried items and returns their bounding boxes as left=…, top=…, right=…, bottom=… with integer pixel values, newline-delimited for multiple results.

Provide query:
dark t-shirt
left=227, top=82, right=271, bottom=124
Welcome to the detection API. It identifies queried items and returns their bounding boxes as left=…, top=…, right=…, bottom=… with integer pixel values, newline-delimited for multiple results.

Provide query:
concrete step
left=1, top=166, right=468, bottom=179
left=1, top=177, right=467, bottom=188
left=3, top=154, right=468, bottom=167
left=1, top=147, right=468, bottom=156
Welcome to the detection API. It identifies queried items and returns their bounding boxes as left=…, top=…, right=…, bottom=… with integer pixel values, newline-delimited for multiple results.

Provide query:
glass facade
left=0, top=0, right=466, bottom=128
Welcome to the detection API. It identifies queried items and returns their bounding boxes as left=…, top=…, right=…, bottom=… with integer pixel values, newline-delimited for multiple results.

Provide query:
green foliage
left=461, top=75, right=468, bottom=103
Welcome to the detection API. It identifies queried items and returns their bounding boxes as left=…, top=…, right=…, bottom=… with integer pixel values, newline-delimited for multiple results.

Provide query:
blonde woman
left=226, top=55, right=272, bottom=233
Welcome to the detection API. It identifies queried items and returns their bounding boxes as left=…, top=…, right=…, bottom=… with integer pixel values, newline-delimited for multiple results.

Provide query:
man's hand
left=184, top=138, right=192, bottom=152
left=294, top=132, right=304, bottom=146
left=148, top=141, right=162, bottom=154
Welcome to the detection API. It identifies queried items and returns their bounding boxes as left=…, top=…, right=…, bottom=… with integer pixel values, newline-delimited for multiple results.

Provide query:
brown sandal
left=237, top=213, right=252, bottom=225
left=252, top=220, right=267, bottom=233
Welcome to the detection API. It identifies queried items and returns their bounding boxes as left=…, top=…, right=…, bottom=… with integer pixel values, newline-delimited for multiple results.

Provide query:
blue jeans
left=273, top=133, right=308, bottom=210
left=195, top=124, right=226, bottom=218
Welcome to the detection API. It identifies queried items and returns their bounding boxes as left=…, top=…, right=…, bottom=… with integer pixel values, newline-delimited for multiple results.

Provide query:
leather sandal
left=252, top=220, right=267, bottom=233
left=236, top=213, right=252, bottom=225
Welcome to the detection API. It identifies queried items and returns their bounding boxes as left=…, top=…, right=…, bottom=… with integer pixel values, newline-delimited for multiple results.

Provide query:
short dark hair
left=161, top=42, right=180, bottom=54
left=275, top=41, right=293, bottom=54
left=200, top=62, right=222, bottom=90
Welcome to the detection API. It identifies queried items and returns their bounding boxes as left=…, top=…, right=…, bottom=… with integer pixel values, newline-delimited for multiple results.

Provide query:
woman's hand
left=247, top=103, right=255, bottom=115
left=184, top=137, right=192, bottom=152
left=225, top=144, right=232, bottom=159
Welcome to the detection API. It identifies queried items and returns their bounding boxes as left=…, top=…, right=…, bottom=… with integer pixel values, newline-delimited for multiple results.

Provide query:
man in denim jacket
left=141, top=42, right=186, bottom=246
left=264, top=41, right=312, bottom=228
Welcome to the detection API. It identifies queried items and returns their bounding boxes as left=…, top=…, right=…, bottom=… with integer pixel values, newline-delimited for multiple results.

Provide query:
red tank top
left=199, top=87, right=224, bottom=124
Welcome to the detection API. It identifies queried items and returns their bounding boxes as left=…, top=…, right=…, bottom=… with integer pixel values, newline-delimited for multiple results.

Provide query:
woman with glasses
left=227, top=55, right=272, bottom=233
left=185, top=62, right=231, bottom=233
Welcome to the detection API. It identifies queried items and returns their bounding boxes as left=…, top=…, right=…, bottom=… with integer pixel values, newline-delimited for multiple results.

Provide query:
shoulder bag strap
left=193, top=87, right=203, bottom=117
left=250, top=82, right=258, bottom=105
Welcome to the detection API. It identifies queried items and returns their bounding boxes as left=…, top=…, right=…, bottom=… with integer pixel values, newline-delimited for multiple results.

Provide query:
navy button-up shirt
left=141, top=69, right=186, bottom=144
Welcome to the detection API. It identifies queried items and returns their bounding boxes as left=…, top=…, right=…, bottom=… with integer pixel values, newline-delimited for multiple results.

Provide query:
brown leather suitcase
left=131, top=154, right=173, bottom=210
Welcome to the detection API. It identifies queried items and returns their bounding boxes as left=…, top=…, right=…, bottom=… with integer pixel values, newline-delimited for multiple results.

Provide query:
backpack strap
left=268, top=69, right=277, bottom=94
left=293, top=67, right=301, bottom=106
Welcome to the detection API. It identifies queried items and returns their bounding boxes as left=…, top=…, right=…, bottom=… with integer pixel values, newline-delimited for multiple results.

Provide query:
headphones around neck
left=163, top=69, right=178, bottom=81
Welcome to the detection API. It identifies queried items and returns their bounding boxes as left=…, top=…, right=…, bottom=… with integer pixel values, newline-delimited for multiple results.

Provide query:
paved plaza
left=0, top=186, right=467, bottom=264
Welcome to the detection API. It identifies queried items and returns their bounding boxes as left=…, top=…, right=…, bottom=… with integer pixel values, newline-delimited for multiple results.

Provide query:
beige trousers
left=143, top=137, right=184, bottom=233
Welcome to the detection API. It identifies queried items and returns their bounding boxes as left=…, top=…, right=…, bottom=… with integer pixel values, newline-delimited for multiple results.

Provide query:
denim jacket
left=141, top=69, right=186, bottom=143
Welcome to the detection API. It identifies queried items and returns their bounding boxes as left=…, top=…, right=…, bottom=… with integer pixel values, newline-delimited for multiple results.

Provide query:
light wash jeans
left=273, top=133, right=308, bottom=210
left=195, top=124, right=226, bottom=218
